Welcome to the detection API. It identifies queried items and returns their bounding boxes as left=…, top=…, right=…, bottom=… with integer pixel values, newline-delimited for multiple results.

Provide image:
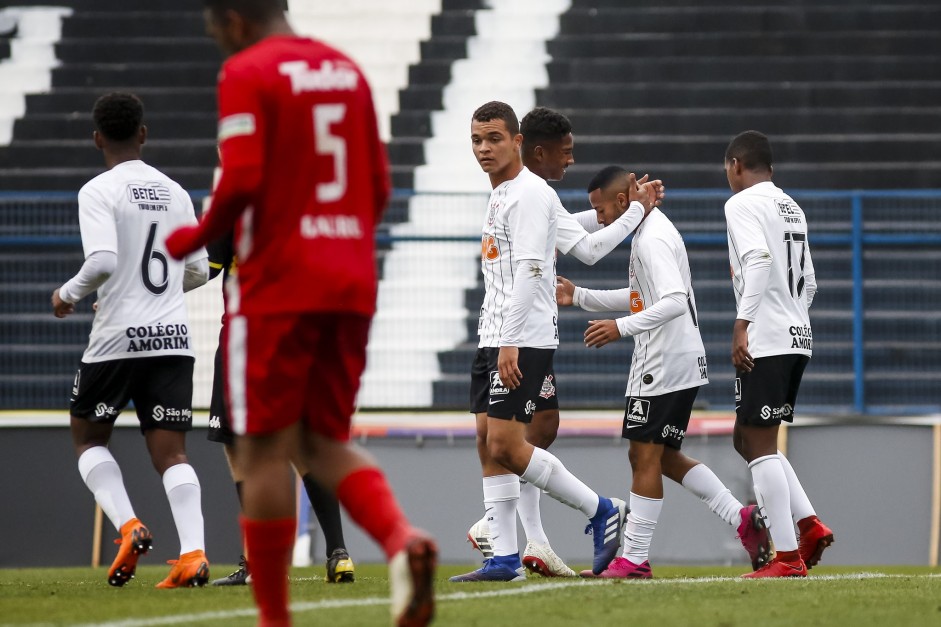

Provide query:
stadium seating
left=0, top=0, right=939, bottom=413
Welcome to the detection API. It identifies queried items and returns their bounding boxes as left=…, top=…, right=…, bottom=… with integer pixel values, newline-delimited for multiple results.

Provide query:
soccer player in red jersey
left=165, top=1, right=436, bottom=625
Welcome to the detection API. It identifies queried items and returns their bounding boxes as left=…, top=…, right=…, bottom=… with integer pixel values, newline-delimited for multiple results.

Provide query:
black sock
left=302, top=474, right=346, bottom=558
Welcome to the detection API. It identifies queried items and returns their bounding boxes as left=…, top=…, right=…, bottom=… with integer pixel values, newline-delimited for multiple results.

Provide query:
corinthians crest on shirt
left=539, top=374, right=556, bottom=399
left=626, top=398, right=649, bottom=424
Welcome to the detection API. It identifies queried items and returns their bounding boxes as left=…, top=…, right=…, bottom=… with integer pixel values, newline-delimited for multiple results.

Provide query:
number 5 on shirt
left=314, top=103, right=347, bottom=203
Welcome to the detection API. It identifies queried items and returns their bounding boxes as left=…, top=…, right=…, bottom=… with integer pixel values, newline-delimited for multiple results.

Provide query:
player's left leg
left=661, top=449, right=770, bottom=570
left=293, top=457, right=354, bottom=583
left=519, top=400, right=576, bottom=578
left=298, top=313, right=436, bottom=625
left=487, top=414, right=626, bottom=576
left=135, top=356, right=209, bottom=589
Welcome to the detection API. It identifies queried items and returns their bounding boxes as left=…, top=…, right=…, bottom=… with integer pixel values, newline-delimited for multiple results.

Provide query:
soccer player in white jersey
left=51, top=93, right=211, bottom=588
left=451, top=101, right=633, bottom=583
left=724, top=131, right=834, bottom=578
left=465, top=107, right=661, bottom=578
left=558, top=166, right=771, bottom=578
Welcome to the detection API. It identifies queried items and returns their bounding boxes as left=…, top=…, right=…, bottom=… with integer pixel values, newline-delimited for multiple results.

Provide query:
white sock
left=483, top=475, right=520, bottom=558
left=681, top=463, right=744, bottom=526
left=162, top=463, right=205, bottom=554
left=521, top=447, right=599, bottom=517
left=749, top=454, right=798, bottom=552
left=78, top=446, right=135, bottom=533
left=621, top=492, right=662, bottom=564
left=777, top=451, right=816, bottom=523
left=518, top=479, right=549, bottom=545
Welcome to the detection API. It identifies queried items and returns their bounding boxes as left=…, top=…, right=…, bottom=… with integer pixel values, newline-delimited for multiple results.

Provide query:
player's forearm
left=59, top=250, right=117, bottom=304
left=737, top=250, right=772, bottom=321
left=566, top=202, right=644, bottom=266
left=166, top=165, right=260, bottom=259
left=615, top=291, right=686, bottom=336
left=573, top=286, right=631, bottom=312
left=500, top=260, right=543, bottom=346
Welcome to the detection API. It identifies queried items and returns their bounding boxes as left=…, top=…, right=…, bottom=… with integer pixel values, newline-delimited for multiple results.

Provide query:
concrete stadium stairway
left=428, top=0, right=941, bottom=412
left=0, top=0, right=218, bottom=192
left=539, top=0, right=941, bottom=190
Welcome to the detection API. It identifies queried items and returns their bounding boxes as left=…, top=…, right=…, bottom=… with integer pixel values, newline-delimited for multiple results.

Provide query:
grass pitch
left=1, top=563, right=940, bottom=626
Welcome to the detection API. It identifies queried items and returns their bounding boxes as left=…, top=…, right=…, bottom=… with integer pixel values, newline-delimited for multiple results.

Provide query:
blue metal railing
left=3, top=189, right=940, bottom=414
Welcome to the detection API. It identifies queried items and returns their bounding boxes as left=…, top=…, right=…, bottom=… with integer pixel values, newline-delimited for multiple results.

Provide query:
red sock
left=776, top=549, right=801, bottom=563
left=241, top=516, right=295, bottom=626
left=797, top=515, right=819, bottom=535
left=336, top=467, right=412, bottom=558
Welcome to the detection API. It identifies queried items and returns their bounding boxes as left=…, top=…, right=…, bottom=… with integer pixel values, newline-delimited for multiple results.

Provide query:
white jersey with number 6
left=477, top=167, right=559, bottom=349
left=78, top=160, right=207, bottom=362
left=725, top=181, right=815, bottom=358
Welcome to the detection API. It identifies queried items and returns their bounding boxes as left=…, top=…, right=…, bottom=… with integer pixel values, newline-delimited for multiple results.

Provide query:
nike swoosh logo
left=489, top=400, right=504, bottom=405
left=625, top=425, right=644, bottom=429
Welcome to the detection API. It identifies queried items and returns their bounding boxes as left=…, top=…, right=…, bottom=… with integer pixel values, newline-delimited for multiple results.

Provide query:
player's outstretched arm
left=166, top=165, right=260, bottom=260
left=557, top=276, right=577, bottom=306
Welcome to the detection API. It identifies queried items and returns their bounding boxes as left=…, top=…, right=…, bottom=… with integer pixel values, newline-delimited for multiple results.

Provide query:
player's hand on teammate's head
left=584, top=319, right=621, bottom=348
left=51, top=289, right=74, bottom=318
left=630, top=173, right=665, bottom=214
left=556, top=276, right=576, bottom=306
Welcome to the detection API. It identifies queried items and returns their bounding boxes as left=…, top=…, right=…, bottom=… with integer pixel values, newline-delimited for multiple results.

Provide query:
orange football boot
left=156, top=549, right=210, bottom=588
left=108, top=518, right=153, bottom=587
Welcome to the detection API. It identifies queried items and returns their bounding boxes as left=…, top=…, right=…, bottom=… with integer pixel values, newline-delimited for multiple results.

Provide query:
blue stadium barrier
left=1, top=189, right=939, bottom=415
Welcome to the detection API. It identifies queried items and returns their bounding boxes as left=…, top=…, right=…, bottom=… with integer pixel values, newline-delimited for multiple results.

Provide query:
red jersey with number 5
left=216, top=35, right=390, bottom=316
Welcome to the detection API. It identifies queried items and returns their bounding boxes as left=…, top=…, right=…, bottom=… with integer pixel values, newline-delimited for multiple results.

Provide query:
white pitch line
left=19, top=572, right=939, bottom=627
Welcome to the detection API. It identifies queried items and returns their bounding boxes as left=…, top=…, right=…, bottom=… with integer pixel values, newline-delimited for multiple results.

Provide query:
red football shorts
left=224, top=312, right=371, bottom=440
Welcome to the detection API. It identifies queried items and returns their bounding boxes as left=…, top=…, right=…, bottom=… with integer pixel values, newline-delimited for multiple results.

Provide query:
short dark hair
left=587, top=165, right=628, bottom=194
left=92, top=92, right=144, bottom=142
left=202, top=0, right=285, bottom=21
left=520, top=107, right=572, bottom=151
left=725, top=130, right=773, bottom=172
left=472, top=101, right=519, bottom=136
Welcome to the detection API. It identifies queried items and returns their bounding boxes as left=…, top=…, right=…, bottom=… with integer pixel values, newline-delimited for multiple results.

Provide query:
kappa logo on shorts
left=208, top=415, right=222, bottom=430
left=72, top=370, right=81, bottom=396
left=489, top=371, right=509, bottom=396
left=524, top=400, right=537, bottom=416
left=735, top=378, right=742, bottom=403
left=626, top=398, right=649, bottom=424
left=539, top=374, right=556, bottom=400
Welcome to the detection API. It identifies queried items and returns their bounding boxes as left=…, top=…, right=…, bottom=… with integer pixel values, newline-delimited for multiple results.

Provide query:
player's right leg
left=207, top=342, right=251, bottom=586
left=69, top=360, right=151, bottom=587
left=483, top=350, right=627, bottom=575
left=586, top=440, right=662, bottom=580
left=735, top=356, right=808, bottom=578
